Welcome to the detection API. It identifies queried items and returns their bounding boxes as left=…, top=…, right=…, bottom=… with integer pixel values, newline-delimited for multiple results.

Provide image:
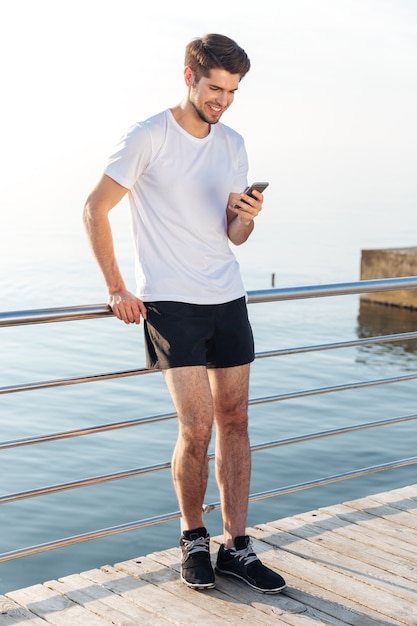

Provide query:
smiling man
left=83, top=33, right=286, bottom=594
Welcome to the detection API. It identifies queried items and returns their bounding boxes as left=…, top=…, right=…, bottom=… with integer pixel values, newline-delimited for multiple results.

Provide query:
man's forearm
left=83, top=206, right=126, bottom=294
left=227, top=214, right=255, bottom=246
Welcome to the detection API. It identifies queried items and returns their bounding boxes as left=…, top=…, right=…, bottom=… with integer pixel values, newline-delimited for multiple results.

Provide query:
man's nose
left=215, top=93, right=228, bottom=107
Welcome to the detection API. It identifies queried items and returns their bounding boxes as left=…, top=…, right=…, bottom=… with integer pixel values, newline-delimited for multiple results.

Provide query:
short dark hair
left=185, top=34, right=251, bottom=83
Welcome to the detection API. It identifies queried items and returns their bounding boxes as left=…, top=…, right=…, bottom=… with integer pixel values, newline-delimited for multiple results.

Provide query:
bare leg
left=163, top=366, right=214, bottom=532
left=208, top=364, right=251, bottom=548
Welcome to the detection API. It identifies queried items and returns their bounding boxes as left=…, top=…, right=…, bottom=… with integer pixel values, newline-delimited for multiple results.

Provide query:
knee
left=215, top=402, right=248, bottom=436
left=178, top=421, right=213, bottom=455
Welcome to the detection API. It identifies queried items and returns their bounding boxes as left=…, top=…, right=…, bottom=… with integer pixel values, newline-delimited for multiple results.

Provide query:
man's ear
left=184, top=66, right=193, bottom=87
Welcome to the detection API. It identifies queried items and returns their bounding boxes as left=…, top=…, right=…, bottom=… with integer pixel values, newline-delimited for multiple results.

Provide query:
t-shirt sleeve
left=104, top=122, right=153, bottom=190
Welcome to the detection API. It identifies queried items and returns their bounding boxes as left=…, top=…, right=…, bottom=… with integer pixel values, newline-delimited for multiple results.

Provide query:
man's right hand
left=108, top=290, right=147, bottom=324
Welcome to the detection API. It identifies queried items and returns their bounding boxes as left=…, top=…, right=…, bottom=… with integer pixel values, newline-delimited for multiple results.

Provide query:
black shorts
left=144, top=297, right=255, bottom=370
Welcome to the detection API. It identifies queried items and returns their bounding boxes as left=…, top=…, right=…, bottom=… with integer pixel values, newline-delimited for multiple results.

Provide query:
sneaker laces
left=182, top=535, right=210, bottom=557
left=230, top=539, right=259, bottom=566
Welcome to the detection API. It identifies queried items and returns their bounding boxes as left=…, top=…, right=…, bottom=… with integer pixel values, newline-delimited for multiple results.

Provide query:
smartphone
left=244, top=181, right=269, bottom=198
left=235, top=181, right=269, bottom=207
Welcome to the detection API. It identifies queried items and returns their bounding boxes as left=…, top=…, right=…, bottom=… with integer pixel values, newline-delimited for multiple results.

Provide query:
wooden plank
left=144, top=545, right=349, bottom=625
left=367, top=490, right=417, bottom=513
left=80, top=565, right=225, bottom=625
left=45, top=574, right=169, bottom=626
left=0, top=595, right=48, bottom=626
left=364, top=485, right=417, bottom=502
left=251, top=537, right=403, bottom=626
left=265, top=513, right=417, bottom=588
left=211, top=534, right=400, bottom=626
left=345, top=495, right=417, bottom=531
left=246, top=527, right=413, bottom=625
left=391, top=485, right=417, bottom=501
left=6, top=584, right=111, bottom=626
left=322, top=503, right=417, bottom=548
left=283, top=585, right=395, bottom=626
left=256, top=534, right=412, bottom=625
left=3, top=485, right=417, bottom=625
left=115, top=553, right=269, bottom=626
left=293, top=508, right=417, bottom=562
left=261, top=514, right=417, bottom=622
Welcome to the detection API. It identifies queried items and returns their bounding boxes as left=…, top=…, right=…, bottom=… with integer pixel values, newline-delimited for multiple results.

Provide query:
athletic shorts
left=143, top=297, right=255, bottom=370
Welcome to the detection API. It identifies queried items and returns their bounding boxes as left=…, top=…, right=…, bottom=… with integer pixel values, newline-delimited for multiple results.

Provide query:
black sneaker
left=180, top=527, right=215, bottom=590
left=215, top=535, right=286, bottom=593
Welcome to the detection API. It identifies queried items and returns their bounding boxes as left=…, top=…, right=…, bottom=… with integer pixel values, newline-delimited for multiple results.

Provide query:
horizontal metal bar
left=2, top=276, right=417, bottom=327
left=2, top=371, right=417, bottom=451
left=202, top=455, right=417, bottom=513
left=0, top=510, right=182, bottom=563
left=2, top=413, right=416, bottom=504
left=249, top=276, right=417, bottom=304
left=256, top=331, right=417, bottom=359
left=3, top=330, right=417, bottom=397
left=250, top=371, right=417, bottom=405
left=0, top=303, right=112, bottom=327
left=0, top=462, right=171, bottom=505
left=249, top=455, right=417, bottom=503
left=250, top=413, right=417, bottom=453
left=0, top=412, right=176, bottom=450
left=0, top=367, right=156, bottom=395
left=2, top=454, right=417, bottom=562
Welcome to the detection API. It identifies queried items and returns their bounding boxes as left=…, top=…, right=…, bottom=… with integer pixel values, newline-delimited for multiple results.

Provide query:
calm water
left=1, top=196, right=417, bottom=594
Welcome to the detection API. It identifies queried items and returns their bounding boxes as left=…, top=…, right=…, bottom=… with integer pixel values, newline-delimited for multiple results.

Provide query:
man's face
left=187, top=67, right=241, bottom=125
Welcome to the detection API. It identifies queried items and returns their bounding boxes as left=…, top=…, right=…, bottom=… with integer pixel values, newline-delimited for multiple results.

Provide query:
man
left=83, top=33, right=286, bottom=594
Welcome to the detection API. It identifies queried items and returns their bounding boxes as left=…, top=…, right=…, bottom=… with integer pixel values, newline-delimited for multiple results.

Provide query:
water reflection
left=356, top=300, right=417, bottom=367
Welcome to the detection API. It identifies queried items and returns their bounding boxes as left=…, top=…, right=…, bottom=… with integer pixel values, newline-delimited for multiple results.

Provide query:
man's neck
left=170, top=102, right=211, bottom=139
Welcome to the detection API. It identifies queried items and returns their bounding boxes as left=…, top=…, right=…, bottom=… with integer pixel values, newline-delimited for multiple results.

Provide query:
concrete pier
left=360, top=247, right=417, bottom=309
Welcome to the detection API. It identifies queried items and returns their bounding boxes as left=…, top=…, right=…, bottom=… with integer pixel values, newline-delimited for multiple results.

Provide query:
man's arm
left=226, top=188, right=264, bottom=245
left=83, top=174, right=147, bottom=324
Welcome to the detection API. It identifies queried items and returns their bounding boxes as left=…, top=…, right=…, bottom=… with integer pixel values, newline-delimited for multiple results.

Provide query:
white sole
left=215, top=568, right=286, bottom=593
left=180, top=573, right=216, bottom=590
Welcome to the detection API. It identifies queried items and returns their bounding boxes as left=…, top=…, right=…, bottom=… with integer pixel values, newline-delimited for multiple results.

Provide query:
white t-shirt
left=104, top=109, right=248, bottom=304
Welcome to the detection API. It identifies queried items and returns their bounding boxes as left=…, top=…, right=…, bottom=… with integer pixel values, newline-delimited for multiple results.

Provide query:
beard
left=190, top=99, right=222, bottom=126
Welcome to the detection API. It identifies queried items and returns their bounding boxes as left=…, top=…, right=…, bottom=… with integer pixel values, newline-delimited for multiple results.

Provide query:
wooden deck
left=1, top=484, right=417, bottom=625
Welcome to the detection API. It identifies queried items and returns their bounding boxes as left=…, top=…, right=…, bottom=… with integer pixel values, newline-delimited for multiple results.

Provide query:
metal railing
left=1, top=276, right=417, bottom=563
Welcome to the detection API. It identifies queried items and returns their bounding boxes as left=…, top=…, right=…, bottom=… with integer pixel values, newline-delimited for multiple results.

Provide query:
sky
left=1, top=0, right=416, bottom=278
